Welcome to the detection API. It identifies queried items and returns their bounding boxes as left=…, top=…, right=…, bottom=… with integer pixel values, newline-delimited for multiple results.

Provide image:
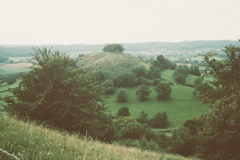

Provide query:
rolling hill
left=76, top=52, right=149, bottom=77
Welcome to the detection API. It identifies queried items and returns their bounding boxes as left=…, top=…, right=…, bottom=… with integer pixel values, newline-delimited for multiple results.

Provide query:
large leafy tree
left=194, top=43, right=240, bottom=160
left=4, top=48, right=113, bottom=140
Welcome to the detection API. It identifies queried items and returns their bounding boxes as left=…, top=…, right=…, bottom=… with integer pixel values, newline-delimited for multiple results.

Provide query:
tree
left=174, top=74, right=186, bottom=85
left=116, top=106, right=131, bottom=117
left=193, top=77, right=202, bottom=87
left=113, top=72, right=136, bottom=87
left=155, top=82, right=172, bottom=100
left=116, top=88, right=128, bottom=102
left=132, top=66, right=147, bottom=78
left=148, top=112, right=170, bottom=128
left=170, top=127, right=195, bottom=156
left=147, top=66, right=161, bottom=79
left=156, top=55, right=171, bottom=70
left=173, top=65, right=190, bottom=84
left=193, top=43, right=240, bottom=160
left=137, top=111, right=149, bottom=124
left=113, top=116, right=154, bottom=140
left=119, top=122, right=153, bottom=140
left=102, top=44, right=125, bottom=53
left=101, top=79, right=115, bottom=95
left=136, top=84, right=151, bottom=101
left=0, top=55, right=9, bottom=63
left=193, top=82, right=212, bottom=97
left=189, top=65, right=201, bottom=76
left=93, top=70, right=108, bottom=83
left=4, top=48, right=112, bottom=140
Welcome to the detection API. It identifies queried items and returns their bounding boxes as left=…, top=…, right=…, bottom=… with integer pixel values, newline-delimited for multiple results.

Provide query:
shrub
left=155, top=82, right=172, bottom=100
left=136, top=111, right=149, bottom=124
left=169, top=127, right=195, bottom=156
left=148, top=112, right=170, bottom=128
left=116, top=106, right=131, bottom=117
left=136, top=84, right=151, bottom=101
left=116, top=88, right=129, bottom=102
left=113, top=72, right=136, bottom=87
left=152, top=79, right=161, bottom=86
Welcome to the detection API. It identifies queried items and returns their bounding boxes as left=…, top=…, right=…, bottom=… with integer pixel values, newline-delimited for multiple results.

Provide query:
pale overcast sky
left=1, top=0, right=240, bottom=45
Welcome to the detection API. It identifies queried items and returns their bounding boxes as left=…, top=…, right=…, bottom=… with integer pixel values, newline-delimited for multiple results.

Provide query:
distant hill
left=0, top=40, right=239, bottom=57
left=77, top=52, right=149, bottom=77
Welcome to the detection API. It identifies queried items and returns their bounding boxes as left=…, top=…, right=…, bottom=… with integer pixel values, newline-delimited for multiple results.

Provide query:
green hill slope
left=0, top=113, right=197, bottom=160
left=77, top=52, right=149, bottom=77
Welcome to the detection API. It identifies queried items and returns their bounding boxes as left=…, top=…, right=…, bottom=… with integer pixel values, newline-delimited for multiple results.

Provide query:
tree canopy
left=102, top=44, right=125, bottom=53
left=136, top=84, right=151, bottom=101
left=195, top=43, right=240, bottom=160
left=4, top=47, right=112, bottom=140
left=154, top=82, right=172, bottom=100
left=172, top=42, right=240, bottom=160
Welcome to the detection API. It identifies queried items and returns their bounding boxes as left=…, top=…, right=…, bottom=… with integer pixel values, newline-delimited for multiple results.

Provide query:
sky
left=1, top=0, right=240, bottom=45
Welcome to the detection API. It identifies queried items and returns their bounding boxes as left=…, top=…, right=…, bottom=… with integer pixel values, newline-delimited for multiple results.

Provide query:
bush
left=113, top=72, right=136, bottom=87
left=136, top=84, right=151, bottom=101
left=119, top=122, right=153, bottom=140
left=155, top=82, right=172, bottom=100
left=136, top=77, right=150, bottom=86
left=148, top=112, right=170, bottom=128
left=173, top=65, right=189, bottom=84
left=152, top=79, right=161, bottom=86
left=116, top=88, right=128, bottom=102
left=116, top=106, right=131, bottom=117
left=101, top=80, right=115, bottom=95
left=169, top=127, right=195, bottom=156
left=132, top=66, right=147, bottom=78
left=136, top=111, right=149, bottom=124
left=153, top=132, right=170, bottom=149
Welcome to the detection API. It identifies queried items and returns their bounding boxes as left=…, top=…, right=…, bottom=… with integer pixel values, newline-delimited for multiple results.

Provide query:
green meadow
left=107, top=70, right=209, bottom=129
left=107, top=85, right=209, bottom=129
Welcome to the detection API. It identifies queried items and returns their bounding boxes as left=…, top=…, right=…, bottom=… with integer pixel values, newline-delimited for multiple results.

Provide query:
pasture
left=107, top=84, right=209, bottom=129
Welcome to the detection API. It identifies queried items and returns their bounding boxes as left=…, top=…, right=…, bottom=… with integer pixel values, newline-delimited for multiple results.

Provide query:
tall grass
left=0, top=113, right=197, bottom=160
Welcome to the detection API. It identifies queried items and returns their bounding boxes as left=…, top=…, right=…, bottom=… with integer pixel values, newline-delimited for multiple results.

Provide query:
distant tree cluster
left=0, top=73, right=20, bottom=85
left=152, top=55, right=176, bottom=71
left=102, top=44, right=125, bottom=53
left=0, top=55, right=9, bottom=63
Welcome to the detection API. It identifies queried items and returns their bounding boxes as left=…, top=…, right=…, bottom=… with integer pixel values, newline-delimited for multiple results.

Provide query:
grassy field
left=107, top=85, right=209, bottom=129
left=0, top=113, right=199, bottom=160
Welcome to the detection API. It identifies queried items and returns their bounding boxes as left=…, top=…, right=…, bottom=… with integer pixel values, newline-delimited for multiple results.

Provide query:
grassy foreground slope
left=0, top=113, right=197, bottom=160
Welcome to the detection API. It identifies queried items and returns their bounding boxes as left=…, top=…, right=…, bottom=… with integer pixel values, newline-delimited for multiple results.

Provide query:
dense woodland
left=1, top=42, right=240, bottom=160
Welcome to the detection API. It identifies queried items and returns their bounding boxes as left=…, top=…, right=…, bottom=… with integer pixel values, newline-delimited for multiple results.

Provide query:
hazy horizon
left=0, top=39, right=239, bottom=46
left=1, top=0, right=240, bottom=45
